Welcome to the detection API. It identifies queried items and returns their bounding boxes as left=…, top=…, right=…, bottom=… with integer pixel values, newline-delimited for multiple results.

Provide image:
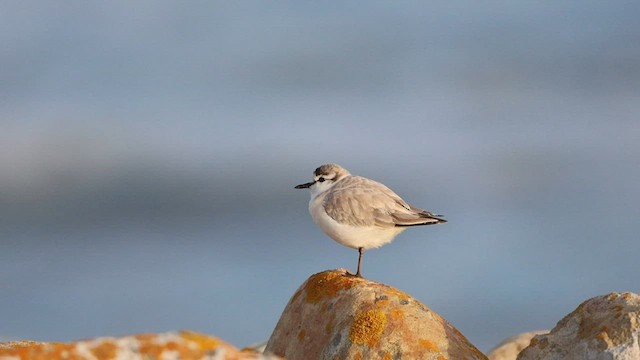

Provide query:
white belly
left=309, top=197, right=405, bottom=250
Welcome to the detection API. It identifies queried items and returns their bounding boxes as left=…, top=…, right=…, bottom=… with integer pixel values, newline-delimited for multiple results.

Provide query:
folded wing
left=323, top=176, right=446, bottom=228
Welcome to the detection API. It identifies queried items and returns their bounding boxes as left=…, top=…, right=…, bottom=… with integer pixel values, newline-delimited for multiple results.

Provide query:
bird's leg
left=355, top=247, right=364, bottom=278
left=345, top=247, right=365, bottom=277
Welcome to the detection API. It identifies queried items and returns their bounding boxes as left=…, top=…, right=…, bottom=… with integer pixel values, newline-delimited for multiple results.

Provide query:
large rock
left=265, top=269, right=487, bottom=360
left=517, top=292, right=640, bottom=360
left=0, top=330, right=280, bottom=360
left=487, top=331, right=548, bottom=360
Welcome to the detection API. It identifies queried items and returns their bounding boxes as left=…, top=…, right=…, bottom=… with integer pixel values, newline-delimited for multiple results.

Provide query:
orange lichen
left=419, top=339, right=440, bottom=352
left=0, top=342, right=76, bottom=359
left=90, top=341, right=118, bottom=359
left=383, top=352, right=393, bottom=360
left=137, top=338, right=164, bottom=358
left=389, top=308, right=404, bottom=321
left=305, top=270, right=360, bottom=304
left=179, top=330, right=222, bottom=350
left=134, top=333, right=156, bottom=342
left=0, top=342, right=27, bottom=358
left=354, top=352, right=363, bottom=360
left=164, top=341, right=179, bottom=351
left=0, top=332, right=241, bottom=360
left=385, top=287, right=411, bottom=302
left=297, top=329, right=306, bottom=341
left=349, top=309, right=387, bottom=347
left=240, top=345, right=259, bottom=352
left=437, top=356, right=448, bottom=360
left=0, top=341, right=40, bottom=358
left=4, top=343, right=48, bottom=358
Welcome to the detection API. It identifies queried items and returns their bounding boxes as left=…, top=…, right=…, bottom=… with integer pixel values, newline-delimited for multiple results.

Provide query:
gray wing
left=323, top=176, right=446, bottom=228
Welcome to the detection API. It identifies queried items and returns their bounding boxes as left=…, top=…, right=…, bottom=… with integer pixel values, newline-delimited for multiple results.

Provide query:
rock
left=487, top=331, right=548, bottom=360
left=265, top=269, right=487, bottom=360
left=0, top=330, right=281, bottom=360
left=245, top=340, right=268, bottom=353
left=517, top=292, right=640, bottom=360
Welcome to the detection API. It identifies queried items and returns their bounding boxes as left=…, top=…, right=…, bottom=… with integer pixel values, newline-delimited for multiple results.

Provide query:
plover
left=295, top=163, right=446, bottom=277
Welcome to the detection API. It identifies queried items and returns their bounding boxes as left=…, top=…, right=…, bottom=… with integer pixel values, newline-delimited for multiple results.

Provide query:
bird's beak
left=295, top=181, right=315, bottom=189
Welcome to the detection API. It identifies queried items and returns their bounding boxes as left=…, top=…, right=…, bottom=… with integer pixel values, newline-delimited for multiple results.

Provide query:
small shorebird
left=295, top=163, right=446, bottom=277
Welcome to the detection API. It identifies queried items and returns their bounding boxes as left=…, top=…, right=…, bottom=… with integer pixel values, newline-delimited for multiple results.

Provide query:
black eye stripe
left=318, top=177, right=325, bottom=182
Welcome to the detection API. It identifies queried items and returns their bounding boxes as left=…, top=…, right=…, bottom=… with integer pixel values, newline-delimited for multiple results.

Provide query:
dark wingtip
left=394, top=217, right=447, bottom=227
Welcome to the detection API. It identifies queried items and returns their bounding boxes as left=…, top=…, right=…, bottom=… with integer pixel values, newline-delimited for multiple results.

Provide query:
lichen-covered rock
left=265, top=269, right=487, bottom=360
left=0, top=330, right=280, bottom=360
left=517, top=292, right=640, bottom=360
left=487, top=331, right=548, bottom=360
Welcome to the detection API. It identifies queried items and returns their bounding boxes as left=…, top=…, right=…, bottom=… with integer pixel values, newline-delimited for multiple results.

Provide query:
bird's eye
left=318, top=177, right=325, bottom=183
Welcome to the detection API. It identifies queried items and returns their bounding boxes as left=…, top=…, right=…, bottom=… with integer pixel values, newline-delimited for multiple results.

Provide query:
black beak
left=295, top=181, right=315, bottom=189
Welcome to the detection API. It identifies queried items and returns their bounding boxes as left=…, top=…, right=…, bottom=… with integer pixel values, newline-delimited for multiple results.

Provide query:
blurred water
left=1, top=1, right=639, bottom=352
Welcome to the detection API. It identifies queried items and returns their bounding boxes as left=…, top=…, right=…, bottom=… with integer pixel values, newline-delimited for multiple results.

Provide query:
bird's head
left=295, top=163, right=351, bottom=197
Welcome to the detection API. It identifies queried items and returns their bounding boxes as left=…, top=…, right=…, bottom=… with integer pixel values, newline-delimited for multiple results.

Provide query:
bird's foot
left=345, top=270, right=363, bottom=278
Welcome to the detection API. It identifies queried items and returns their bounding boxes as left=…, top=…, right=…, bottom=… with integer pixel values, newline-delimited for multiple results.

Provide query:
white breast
left=308, top=194, right=405, bottom=250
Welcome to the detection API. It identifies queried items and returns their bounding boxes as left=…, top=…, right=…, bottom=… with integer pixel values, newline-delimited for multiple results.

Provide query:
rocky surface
left=6, top=274, right=635, bottom=360
left=487, top=331, right=548, bottom=360
left=517, top=292, right=640, bottom=360
left=265, top=269, right=487, bottom=360
left=0, top=330, right=280, bottom=360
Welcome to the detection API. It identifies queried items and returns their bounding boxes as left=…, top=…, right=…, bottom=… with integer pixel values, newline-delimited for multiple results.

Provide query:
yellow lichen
left=419, top=339, right=439, bottom=352
left=179, top=331, right=221, bottom=350
left=305, top=270, right=360, bottom=304
left=349, top=309, right=387, bottom=347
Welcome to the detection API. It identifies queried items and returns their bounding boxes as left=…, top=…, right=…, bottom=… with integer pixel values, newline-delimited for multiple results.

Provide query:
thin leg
left=356, top=247, right=364, bottom=278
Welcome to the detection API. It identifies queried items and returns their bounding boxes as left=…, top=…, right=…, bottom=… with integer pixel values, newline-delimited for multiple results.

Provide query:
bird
left=295, top=163, right=446, bottom=277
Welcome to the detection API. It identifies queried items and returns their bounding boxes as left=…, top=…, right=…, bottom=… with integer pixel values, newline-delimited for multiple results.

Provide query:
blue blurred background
left=1, top=1, right=639, bottom=352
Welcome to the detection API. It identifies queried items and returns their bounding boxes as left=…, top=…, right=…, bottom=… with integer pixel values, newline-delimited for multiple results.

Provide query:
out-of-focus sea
left=1, top=1, right=639, bottom=352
